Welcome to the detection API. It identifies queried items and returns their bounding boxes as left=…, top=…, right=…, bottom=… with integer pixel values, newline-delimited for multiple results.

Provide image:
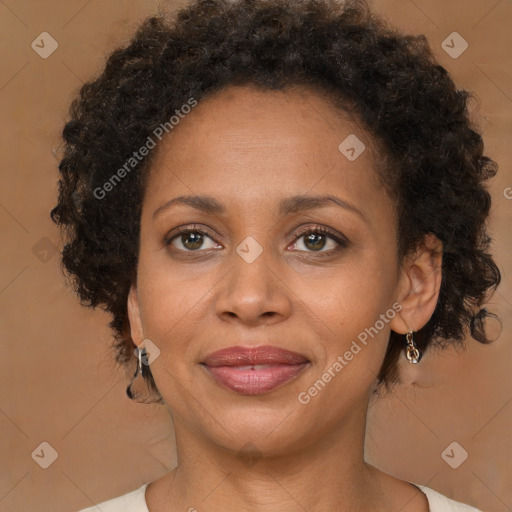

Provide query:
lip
left=201, top=345, right=310, bottom=395
left=202, top=345, right=309, bottom=367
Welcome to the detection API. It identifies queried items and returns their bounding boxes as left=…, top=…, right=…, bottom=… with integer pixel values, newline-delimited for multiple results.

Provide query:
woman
left=50, top=0, right=501, bottom=510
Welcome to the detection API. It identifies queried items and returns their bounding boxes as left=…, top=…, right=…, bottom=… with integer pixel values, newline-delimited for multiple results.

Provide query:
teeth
left=234, top=364, right=273, bottom=370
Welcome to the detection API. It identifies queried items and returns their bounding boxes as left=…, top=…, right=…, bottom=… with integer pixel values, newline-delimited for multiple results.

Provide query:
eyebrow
left=152, top=194, right=366, bottom=221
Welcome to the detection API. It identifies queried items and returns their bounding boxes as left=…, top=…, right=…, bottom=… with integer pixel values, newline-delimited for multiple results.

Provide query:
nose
left=214, top=240, right=292, bottom=326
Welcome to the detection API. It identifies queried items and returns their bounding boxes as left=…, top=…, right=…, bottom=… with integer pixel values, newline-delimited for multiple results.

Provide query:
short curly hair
left=50, top=0, right=501, bottom=400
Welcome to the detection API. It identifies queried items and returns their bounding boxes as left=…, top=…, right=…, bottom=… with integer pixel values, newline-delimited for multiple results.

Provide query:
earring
left=126, top=346, right=145, bottom=400
left=137, top=345, right=143, bottom=374
left=405, top=330, right=422, bottom=364
left=125, top=344, right=164, bottom=404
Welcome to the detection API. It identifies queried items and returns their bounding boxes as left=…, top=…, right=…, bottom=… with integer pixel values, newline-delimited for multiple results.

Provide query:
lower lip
left=202, top=363, right=309, bottom=395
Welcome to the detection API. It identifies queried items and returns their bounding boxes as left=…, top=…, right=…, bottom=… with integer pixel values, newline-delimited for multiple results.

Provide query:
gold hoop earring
left=405, top=330, right=422, bottom=364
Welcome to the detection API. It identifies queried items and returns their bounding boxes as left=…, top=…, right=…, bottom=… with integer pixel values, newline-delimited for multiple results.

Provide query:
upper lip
left=202, top=345, right=309, bottom=367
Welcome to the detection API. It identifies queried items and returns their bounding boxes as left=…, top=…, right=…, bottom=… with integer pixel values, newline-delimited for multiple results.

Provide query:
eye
left=165, top=225, right=220, bottom=252
left=289, top=225, right=348, bottom=254
left=164, top=224, right=349, bottom=254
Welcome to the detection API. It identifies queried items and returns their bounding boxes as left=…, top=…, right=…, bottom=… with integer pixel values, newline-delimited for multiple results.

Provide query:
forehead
left=144, top=84, right=389, bottom=219
left=156, top=84, right=366, bottom=152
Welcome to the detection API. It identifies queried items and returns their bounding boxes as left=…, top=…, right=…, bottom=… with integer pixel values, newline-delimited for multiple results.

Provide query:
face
left=127, top=84, right=429, bottom=456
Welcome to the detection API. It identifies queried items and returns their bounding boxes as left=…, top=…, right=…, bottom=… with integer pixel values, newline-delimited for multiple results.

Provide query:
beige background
left=0, top=1, right=511, bottom=511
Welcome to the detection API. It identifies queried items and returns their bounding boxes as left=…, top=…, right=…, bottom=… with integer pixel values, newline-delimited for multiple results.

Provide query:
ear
left=127, top=284, right=145, bottom=347
left=390, top=233, right=443, bottom=334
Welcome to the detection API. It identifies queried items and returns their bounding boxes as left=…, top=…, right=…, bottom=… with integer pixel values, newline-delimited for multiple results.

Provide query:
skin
left=127, top=84, right=442, bottom=512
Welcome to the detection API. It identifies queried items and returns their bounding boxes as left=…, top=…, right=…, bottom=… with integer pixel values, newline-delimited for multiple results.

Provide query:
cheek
left=305, top=252, right=398, bottom=373
left=299, top=280, right=395, bottom=408
left=305, top=249, right=398, bottom=325
left=135, top=253, right=220, bottom=363
left=135, top=268, right=208, bottom=402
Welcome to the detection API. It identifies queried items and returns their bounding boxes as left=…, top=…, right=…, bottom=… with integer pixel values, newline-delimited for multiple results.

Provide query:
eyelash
left=164, top=224, right=349, bottom=257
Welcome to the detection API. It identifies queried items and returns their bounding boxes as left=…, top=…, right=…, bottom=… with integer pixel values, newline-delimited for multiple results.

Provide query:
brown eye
left=291, top=226, right=348, bottom=253
left=179, top=232, right=205, bottom=250
left=302, top=232, right=329, bottom=251
left=166, top=228, right=220, bottom=251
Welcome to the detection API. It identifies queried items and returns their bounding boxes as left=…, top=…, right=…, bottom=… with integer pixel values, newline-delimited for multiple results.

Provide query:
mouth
left=200, top=345, right=310, bottom=395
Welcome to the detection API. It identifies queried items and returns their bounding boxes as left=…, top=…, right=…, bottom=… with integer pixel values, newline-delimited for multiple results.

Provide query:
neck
left=158, top=400, right=387, bottom=512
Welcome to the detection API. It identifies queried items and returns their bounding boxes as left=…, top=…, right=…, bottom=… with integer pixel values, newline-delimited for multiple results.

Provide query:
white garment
left=77, top=482, right=482, bottom=511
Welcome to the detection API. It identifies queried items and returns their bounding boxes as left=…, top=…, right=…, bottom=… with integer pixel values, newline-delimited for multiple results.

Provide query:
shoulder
left=77, top=483, right=149, bottom=512
left=414, top=484, right=482, bottom=512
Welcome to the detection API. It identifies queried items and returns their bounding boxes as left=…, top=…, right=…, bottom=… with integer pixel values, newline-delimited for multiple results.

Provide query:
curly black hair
left=50, top=0, right=501, bottom=401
